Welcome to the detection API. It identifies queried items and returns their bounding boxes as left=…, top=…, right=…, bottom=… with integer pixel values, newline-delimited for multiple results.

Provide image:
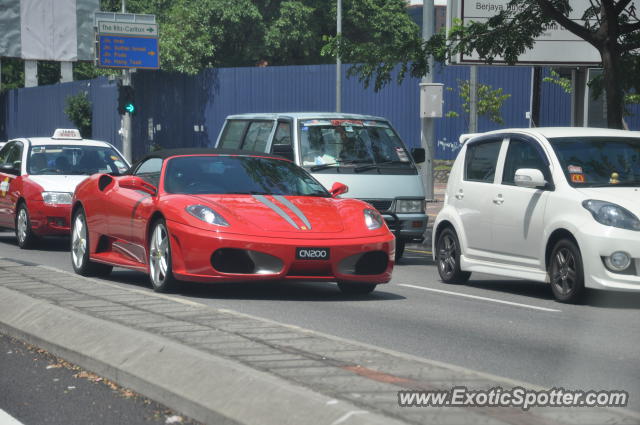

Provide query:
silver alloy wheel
left=149, top=224, right=169, bottom=286
left=71, top=214, right=87, bottom=269
left=438, top=233, right=456, bottom=277
left=551, top=248, right=577, bottom=296
left=16, top=207, right=28, bottom=245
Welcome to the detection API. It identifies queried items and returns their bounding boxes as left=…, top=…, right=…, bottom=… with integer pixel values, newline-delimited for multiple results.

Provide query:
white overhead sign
left=447, top=0, right=601, bottom=65
left=97, top=21, right=158, bottom=36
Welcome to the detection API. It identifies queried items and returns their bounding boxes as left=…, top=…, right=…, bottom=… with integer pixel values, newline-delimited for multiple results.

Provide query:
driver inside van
left=302, top=130, right=337, bottom=166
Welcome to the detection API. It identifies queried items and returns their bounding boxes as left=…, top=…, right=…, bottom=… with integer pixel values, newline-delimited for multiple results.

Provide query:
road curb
left=0, top=286, right=403, bottom=425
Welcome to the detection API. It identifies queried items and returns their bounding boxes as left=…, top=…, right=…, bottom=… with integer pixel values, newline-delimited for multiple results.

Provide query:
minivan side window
left=273, top=121, right=292, bottom=146
left=502, top=139, right=549, bottom=185
left=242, top=121, right=274, bottom=152
left=464, top=140, right=502, bottom=183
left=218, top=120, right=249, bottom=149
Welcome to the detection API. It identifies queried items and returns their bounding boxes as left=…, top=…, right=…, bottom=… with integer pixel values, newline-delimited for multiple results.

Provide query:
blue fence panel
left=538, top=68, right=572, bottom=126
left=90, top=77, right=121, bottom=150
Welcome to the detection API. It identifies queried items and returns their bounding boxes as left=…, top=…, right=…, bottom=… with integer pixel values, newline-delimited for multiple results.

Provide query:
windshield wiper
left=310, top=162, right=340, bottom=172
left=354, top=160, right=406, bottom=172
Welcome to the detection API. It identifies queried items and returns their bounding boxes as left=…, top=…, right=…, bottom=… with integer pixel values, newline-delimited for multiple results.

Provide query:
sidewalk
left=0, top=258, right=637, bottom=425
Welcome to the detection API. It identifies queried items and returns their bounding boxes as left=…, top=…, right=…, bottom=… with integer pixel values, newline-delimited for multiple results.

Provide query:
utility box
left=420, top=83, right=444, bottom=118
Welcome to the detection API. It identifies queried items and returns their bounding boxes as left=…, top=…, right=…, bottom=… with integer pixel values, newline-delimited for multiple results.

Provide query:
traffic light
left=117, top=82, right=136, bottom=115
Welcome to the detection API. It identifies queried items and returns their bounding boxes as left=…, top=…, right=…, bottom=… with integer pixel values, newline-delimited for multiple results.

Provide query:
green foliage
left=64, top=92, right=92, bottom=138
left=542, top=69, right=572, bottom=94
left=445, top=80, right=511, bottom=124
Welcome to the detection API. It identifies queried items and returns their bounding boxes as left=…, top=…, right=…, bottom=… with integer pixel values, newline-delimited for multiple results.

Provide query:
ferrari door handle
left=455, top=191, right=464, bottom=200
left=493, top=195, right=504, bottom=205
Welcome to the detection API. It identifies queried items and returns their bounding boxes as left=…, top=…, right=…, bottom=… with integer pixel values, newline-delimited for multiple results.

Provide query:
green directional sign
left=124, top=103, right=135, bottom=113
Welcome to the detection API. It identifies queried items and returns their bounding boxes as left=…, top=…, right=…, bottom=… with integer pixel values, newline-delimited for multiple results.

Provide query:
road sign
left=98, top=35, right=159, bottom=69
left=98, top=21, right=158, bottom=36
left=447, top=0, right=600, bottom=65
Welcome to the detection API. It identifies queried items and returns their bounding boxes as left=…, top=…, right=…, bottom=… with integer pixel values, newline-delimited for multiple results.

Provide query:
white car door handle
left=493, top=196, right=504, bottom=205
left=455, top=191, right=464, bottom=200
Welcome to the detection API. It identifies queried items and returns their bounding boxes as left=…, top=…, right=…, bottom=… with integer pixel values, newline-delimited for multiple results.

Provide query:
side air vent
left=98, top=174, right=114, bottom=191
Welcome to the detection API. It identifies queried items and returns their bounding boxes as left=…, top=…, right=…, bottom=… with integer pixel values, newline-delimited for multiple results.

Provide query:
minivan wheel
left=436, top=227, right=471, bottom=284
left=549, top=239, right=585, bottom=303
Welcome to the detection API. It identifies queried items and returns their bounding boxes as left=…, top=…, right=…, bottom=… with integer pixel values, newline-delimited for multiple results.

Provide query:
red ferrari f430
left=71, top=149, right=395, bottom=293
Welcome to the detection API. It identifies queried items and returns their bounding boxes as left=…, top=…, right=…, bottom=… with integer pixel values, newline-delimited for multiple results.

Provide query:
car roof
left=225, top=112, right=389, bottom=121
left=465, top=127, right=640, bottom=142
left=16, top=138, right=115, bottom=148
left=136, top=148, right=288, bottom=162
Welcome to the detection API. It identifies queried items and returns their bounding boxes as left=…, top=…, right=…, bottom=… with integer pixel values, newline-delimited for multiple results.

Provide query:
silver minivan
left=215, top=113, right=428, bottom=259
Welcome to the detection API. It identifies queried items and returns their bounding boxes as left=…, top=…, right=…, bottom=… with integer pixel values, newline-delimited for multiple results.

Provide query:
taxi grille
left=362, top=199, right=392, bottom=212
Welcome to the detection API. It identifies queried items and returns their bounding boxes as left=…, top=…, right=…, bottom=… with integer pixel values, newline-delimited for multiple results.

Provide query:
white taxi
left=433, top=127, right=640, bottom=303
left=0, top=129, right=129, bottom=248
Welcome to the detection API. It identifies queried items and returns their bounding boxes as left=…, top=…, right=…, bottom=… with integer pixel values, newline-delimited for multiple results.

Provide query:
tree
left=445, top=79, right=511, bottom=125
left=64, top=91, right=92, bottom=138
left=327, top=0, right=640, bottom=129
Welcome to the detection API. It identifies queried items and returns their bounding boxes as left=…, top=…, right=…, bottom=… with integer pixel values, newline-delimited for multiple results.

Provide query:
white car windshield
left=298, top=119, right=413, bottom=170
left=550, top=137, right=640, bottom=187
left=28, top=145, right=128, bottom=176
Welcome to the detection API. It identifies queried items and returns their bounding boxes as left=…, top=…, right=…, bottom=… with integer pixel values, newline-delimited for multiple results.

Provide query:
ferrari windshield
left=549, top=137, right=640, bottom=187
left=298, top=119, right=413, bottom=169
left=28, top=145, right=128, bottom=176
left=164, top=155, right=330, bottom=196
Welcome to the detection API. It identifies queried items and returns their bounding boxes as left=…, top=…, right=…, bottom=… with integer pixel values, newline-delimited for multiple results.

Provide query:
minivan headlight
left=395, top=199, right=424, bottom=214
left=582, top=200, right=640, bottom=231
left=186, top=205, right=229, bottom=227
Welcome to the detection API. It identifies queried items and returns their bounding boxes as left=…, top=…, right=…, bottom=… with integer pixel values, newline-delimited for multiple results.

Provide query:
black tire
left=548, top=239, right=585, bottom=303
left=395, top=239, right=406, bottom=261
left=338, top=282, right=377, bottom=295
left=436, top=227, right=471, bottom=284
left=71, top=208, right=113, bottom=277
left=15, top=202, right=38, bottom=249
left=148, top=219, right=178, bottom=293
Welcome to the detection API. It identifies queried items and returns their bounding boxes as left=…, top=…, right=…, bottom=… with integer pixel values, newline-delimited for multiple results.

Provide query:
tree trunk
left=600, top=43, right=624, bottom=129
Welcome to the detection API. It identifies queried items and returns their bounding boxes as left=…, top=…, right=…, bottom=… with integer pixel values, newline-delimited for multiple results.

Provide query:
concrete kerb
left=0, top=285, right=403, bottom=425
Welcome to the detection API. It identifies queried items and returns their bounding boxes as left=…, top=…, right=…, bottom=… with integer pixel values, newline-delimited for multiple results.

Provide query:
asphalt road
left=1, top=231, right=639, bottom=413
left=0, top=333, right=201, bottom=425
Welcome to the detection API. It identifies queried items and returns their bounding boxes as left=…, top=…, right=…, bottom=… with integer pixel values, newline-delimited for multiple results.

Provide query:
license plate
left=296, top=247, right=330, bottom=260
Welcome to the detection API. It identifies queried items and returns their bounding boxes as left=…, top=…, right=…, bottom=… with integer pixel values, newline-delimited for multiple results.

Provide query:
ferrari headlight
left=582, top=200, right=640, bottom=231
left=186, top=205, right=229, bottom=227
left=42, top=192, right=72, bottom=205
left=395, top=199, right=424, bottom=213
left=364, top=208, right=383, bottom=230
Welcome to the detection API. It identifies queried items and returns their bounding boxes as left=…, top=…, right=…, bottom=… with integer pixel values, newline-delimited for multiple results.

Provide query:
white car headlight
left=364, top=208, right=384, bottom=230
left=395, top=199, right=424, bottom=214
left=42, top=192, right=72, bottom=205
left=185, top=205, right=229, bottom=227
left=582, top=200, right=640, bottom=231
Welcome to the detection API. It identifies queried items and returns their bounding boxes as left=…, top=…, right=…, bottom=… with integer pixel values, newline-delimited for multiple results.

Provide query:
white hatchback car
left=433, top=127, right=640, bottom=303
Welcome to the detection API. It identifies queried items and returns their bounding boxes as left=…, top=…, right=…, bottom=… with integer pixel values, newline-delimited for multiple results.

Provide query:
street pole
left=121, top=0, right=132, bottom=162
left=469, top=65, right=478, bottom=132
left=421, top=0, right=435, bottom=201
left=336, top=0, right=342, bottom=112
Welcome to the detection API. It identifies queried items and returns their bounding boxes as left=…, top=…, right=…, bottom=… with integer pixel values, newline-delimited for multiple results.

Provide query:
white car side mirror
left=514, top=168, right=547, bottom=189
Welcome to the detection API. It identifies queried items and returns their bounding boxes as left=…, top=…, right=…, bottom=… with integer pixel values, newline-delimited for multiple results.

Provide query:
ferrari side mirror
left=330, top=182, right=348, bottom=197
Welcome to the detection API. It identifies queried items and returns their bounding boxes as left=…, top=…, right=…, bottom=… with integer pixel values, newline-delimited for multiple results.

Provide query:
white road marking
left=399, top=284, right=562, bottom=312
left=0, top=409, right=25, bottom=425
left=330, top=410, right=368, bottom=425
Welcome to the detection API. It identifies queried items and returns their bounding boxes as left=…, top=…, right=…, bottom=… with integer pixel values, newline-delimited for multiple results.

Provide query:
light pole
left=421, top=1, right=435, bottom=201
left=336, top=0, right=342, bottom=112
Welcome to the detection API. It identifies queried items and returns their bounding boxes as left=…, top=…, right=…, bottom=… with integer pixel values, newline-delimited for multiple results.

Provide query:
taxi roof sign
left=52, top=129, right=83, bottom=140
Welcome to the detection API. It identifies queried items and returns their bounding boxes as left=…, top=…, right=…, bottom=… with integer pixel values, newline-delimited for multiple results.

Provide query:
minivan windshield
left=298, top=119, right=414, bottom=171
left=549, top=137, right=640, bottom=187
left=28, top=145, right=128, bottom=176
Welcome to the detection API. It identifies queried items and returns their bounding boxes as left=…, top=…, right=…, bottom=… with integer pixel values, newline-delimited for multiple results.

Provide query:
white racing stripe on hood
left=28, top=175, right=90, bottom=193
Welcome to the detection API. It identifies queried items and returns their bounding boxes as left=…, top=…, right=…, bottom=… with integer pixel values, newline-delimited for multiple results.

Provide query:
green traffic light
left=125, top=103, right=135, bottom=113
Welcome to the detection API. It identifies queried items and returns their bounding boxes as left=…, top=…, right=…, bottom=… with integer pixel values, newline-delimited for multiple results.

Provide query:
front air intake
left=354, top=251, right=388, bottom=275
left=212, top=249, right=255, bottom=274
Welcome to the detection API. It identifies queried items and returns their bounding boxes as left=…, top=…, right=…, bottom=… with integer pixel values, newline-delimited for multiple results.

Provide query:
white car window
left=464, top=140, right=502, bottom=183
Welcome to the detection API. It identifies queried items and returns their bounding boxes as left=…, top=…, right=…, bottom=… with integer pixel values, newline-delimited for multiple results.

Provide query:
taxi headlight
left=42, top=192, right=72, bottom=205
left=395, top=199, right=424, bottom=214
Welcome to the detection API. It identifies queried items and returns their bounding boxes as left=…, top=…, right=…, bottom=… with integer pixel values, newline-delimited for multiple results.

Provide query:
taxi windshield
left=298, top=119, right=413, bottom=170
left=549, top=137, right=640, bottom=187
left=28, top=145, right=128, bottom=176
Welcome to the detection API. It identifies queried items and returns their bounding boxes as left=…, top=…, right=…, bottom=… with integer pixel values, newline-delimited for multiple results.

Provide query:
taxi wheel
left=338, top=282, right=377, bottom=295
left=71, top=208, right=112, bottom=277
left=149, top=219, right=178, bottom=293
left=15, top=203, right=38, bottom=249
left=436, top=227, right=471, bottom=284
left=549, top=239, right=585, bottom=303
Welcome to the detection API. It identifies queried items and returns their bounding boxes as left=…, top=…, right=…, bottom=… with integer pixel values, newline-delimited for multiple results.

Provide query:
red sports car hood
left=191, top=194, right=346, bottom=233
